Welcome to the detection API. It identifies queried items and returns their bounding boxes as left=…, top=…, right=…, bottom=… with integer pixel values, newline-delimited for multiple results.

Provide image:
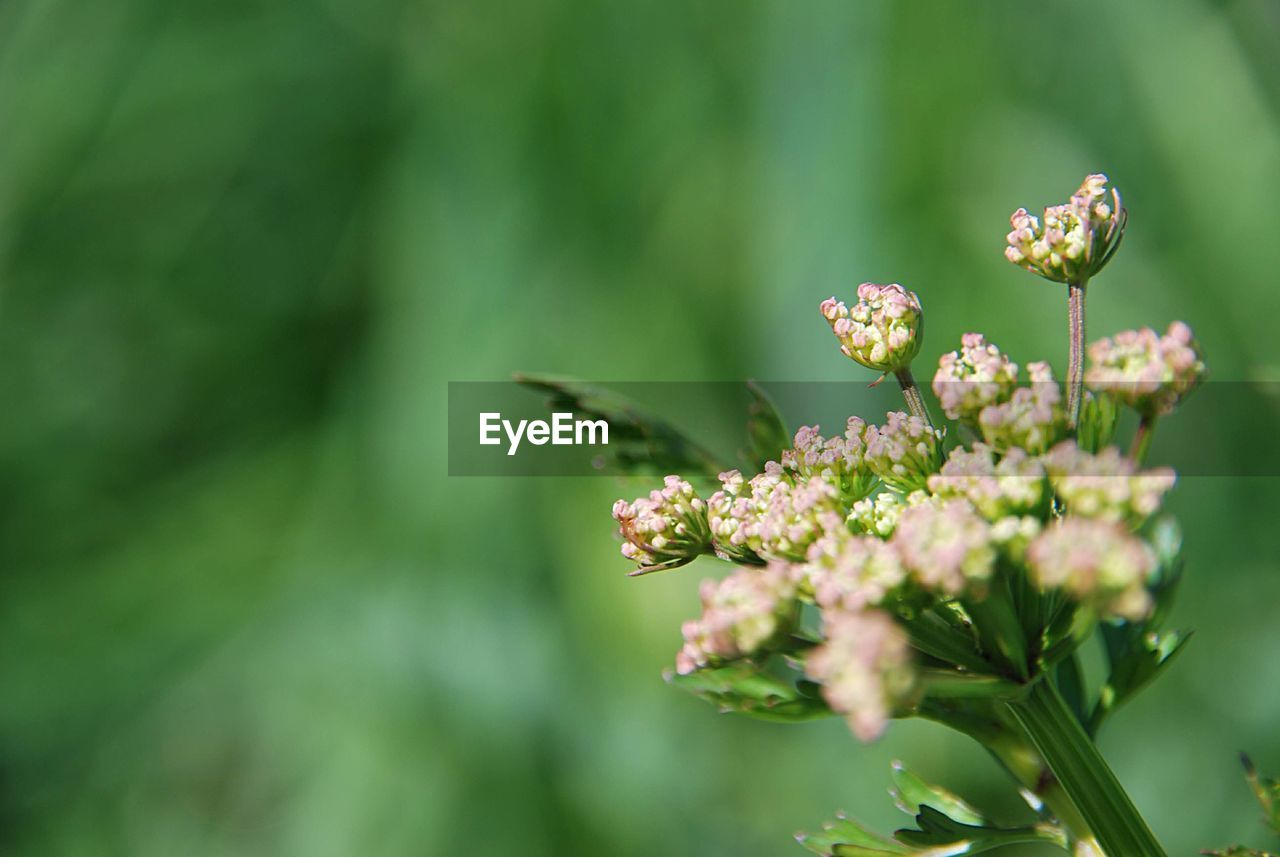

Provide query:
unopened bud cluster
left=1005, top=174, right=1125, bottom=283
left=611, top=476, right=712, bottom=570
left=821, top=283, right=923, bottom=373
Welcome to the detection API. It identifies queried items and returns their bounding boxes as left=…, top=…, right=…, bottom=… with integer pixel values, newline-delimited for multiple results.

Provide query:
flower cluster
left=1086, top=322, right=1206, bottom=417
left=863, top=411, right=945, bottom=493
left=927, top=444, right=1047, bottom=520
left=892, top=498, right=996, bottom=596
left=820, top=284, right=923, bottom=373
left=1026, top=518, right=1156, bottom=620
left=804, top=609, right=916, bottom=742
left=977, top=361, right=1065, bottom=454
left=805, top=531, right=906, bottom=611
left=707, top=464, right=843, bottom=562
left=676, top=564, right=799, bottom=674
left=933, top=333, right=1019, bottom=422
left=782, top=418, right=878, bottom=504
left=1042, top=441, right=1176, bottom=526
left=1005, top=174, right=1125, bottom=283
left=606, top=169, right=1204, bottom=774
left=612, top=476, right=712, bottom=570
left=933, top=339, right=1065, bottom=453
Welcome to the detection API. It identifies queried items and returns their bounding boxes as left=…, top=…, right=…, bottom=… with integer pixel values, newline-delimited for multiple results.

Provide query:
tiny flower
left=1005, top=174, right=1125, bottom=283
left=892, top=499, right=995, bottom=596
left=613, top=476, right=712, bottom=571
left=782, top=418, right=878, bottom=504
left=805, top=608, right=916, bottom=742
left=932, top=333, right=1020, bottom=423
left=864, top=411, right=945, bottom=493
left=978, top=362, right=1066, bottom=455
left=1041, top=441, right=1177, bottom=526
left=1026, top=518, right=1157, bottom=620
left=928, top=444, right=1048, bottom=521
left=1085, top=321, right=1207, bottom=417
left=820, top=283, right=924, bottom=374
left=849, top=489, right=930, bottom=537
left=676, top=564, right=799, bottom=674
left=804, top=532, right=907, bottom=611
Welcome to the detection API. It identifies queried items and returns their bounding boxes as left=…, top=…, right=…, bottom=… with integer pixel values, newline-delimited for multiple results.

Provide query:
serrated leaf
left=889, top=761, right=985, bottom=824
left=514, top=374, right=728, bottom=476
left=742, top=380, right=790, bottom=472
left=797, top=813, right=909, bottom=856
left=894, top=805, right=1068, bottom=854
left=666, top=659, right=834, bottom=723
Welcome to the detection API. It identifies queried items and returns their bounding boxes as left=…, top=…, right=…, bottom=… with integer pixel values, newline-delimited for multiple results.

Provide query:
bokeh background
left=3, top=0, right=1279, bottom=854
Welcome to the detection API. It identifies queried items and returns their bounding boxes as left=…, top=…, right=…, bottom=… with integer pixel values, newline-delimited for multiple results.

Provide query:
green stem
left=1007, top=679, right=1167, bottom=857
left=1066, top=279, right=1088, bottom=430
left=894, top=366, right=935, bottom=429
left=984, top=727, right=1096, bottom=848
left=1130, top=414, right=1157, bottom=464
left=920, top=698, right=1096, bottom=848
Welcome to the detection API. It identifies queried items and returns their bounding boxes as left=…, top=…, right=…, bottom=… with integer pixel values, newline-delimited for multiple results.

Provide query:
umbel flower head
left=820, top=283, right=923, bottom=374
left=676, top=564, right=798, bottom=674
left=891, top=498, right=996, bottom=596
left=977, top=361, right=1066, bottom=455
left=613, top=476, right=712, bottom=572
left=782, top=419, right=878, bottom=504
left=804, top=531, right=906, bottom=611
left=933, top=333, right=1019, bottom=423
left=1005, top=173, right=1125, bottom=283
left=804, top=608, right=916, bottom=742
left=928, top=444, right=1048, bottom=521
left=708, top=463, right=845, bottom=563
left=1086, top=321, right=1206, bottom=417
left=863, top=411, right=945, bottom=493
left=1042, top=441, right=1176, bottom=526
left=1026, top=518, right=1157, bottom=620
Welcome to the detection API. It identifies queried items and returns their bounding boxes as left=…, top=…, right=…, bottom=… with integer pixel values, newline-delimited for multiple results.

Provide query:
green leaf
left=799, top=763, right=1069, bottom=857
left=513, top=373, right=729, bottom=476
left=894, top=806, right=1068, bottom=854
left=741, top=380, right=791, bottom=472
left=797, top=814, right=909, bottom=856
left=666, top=659, right=834, bottom=723
left=1090, top=629, right=1192, bottom=736
left=1201, top=847, right=1279, bottom=856
left=889, top=761, right=985, bottom=824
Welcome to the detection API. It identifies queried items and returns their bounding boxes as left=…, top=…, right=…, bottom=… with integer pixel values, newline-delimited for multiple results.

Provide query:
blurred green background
left=2, top=0, right=1279, bottom=854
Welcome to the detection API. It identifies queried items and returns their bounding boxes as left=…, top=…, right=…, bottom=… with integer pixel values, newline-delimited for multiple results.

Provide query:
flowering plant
left=524, top=175, right=1274, bottom=856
